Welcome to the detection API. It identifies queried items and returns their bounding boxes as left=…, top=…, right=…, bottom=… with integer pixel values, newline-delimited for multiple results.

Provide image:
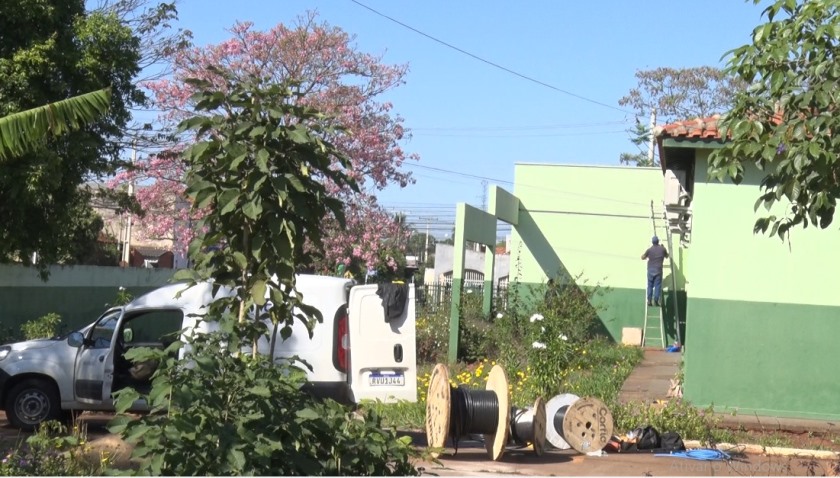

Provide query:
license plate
left=369, top=372, right=405, bottom=387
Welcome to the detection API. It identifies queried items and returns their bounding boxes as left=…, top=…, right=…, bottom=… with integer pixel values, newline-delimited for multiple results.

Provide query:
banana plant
left=0, top=87, right=112, bottom=160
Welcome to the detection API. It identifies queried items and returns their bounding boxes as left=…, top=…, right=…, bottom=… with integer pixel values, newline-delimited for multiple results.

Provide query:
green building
left=449, top=114, right=839, bottom=420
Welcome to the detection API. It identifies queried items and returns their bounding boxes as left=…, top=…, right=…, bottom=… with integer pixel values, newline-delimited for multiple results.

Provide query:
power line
left=350, top=0, right=633, bottom=115
left=412, top=130, right=628, bottom=138
left=402, top=163, right=650, bottom=207
left=411, top=120, right=629, bottom=132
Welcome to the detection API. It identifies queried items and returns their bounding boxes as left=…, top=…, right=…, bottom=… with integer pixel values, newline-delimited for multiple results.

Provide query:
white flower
left=529, top=313, right=544, bottom=323
left=560, top=334, right=568, bottom=341
left=541, top=326, right=546, bottom=333
left=118, top=286, right=126, bottom=291
left=532, top=341, right=546, bottom=349
left=496, top=313, right=504, bottom=319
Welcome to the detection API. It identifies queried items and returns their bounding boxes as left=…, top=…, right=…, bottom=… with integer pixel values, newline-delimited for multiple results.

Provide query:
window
left=89, top=310, right=121, bottom=349
left=122, top=309, right=184, bottom=346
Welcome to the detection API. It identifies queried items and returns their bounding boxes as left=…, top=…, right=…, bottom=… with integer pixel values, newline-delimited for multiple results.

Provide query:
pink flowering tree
left=113, top=12, right=417, bottom=273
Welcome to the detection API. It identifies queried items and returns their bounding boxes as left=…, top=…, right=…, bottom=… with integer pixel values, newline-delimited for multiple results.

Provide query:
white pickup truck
left=0, top=275, right=417, bottom=430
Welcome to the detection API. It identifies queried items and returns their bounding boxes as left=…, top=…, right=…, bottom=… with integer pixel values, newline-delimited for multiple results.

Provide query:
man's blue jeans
left=647, top=270, right=663, bottom=304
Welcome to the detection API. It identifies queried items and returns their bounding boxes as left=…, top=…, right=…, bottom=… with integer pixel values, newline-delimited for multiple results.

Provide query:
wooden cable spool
left=508, top=396, right=547, bottom=456
left=545, top=393, right=614, bottom=454
left=424, top=363, right=511, bottom=461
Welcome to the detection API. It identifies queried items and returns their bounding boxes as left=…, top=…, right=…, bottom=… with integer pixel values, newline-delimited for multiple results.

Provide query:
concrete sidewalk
left=618, top=349, right=681, bottom=404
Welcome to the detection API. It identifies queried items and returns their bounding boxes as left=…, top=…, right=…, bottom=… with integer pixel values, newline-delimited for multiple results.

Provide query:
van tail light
left=334, top=310, right=349, bottom=373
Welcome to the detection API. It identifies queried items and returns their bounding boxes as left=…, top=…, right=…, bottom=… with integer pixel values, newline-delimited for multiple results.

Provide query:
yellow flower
left=475, top=369, right=482, bottom=377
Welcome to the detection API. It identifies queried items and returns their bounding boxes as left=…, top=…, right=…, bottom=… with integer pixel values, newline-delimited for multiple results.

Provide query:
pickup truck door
left=73, top=309, right=121, bottom=404
left=347, top=283, right=417, bottom=403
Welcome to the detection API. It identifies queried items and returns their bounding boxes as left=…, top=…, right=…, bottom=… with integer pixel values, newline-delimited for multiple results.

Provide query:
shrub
left=517, top=275, right=608, bottom=397
left=20, top=313, right=63, bottom=340
left=113, top=287, right=133, bottom=306
left=0, top=421, right=110, bottom=476
left=416, top=310, right=448, bottom=364
left=456, top=290, right=493, bottom=362
left=112, top=318, right=421, bottom=476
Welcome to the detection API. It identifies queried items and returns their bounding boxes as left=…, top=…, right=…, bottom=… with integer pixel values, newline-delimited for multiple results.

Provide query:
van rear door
left=347, top=283, right=417, bottom=403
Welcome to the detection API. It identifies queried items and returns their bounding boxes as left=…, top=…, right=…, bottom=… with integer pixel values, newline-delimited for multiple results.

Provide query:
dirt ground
left=731, top=428, right=840, bottom=453
left=2, top=411, right=839, bottom=476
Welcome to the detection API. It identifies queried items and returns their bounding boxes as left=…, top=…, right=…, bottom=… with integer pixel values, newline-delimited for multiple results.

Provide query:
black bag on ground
left=657, top=431, right=686, bottom=452
left=620, top=426, right=661, bottom=453
left=636, top=426, right=661, bottom=450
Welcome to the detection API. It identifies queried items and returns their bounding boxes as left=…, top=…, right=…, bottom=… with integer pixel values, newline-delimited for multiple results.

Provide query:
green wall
left=682, top=149, right=840, bottom=419
left=0, top=264, right=175, bottom=340
left=509, top=164, right=681, bottom=343
left=685, top=297, right=840, bottom=419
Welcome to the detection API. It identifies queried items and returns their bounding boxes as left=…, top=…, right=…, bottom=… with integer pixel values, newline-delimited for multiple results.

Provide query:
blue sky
left=167, top=0, right=766, bottom=237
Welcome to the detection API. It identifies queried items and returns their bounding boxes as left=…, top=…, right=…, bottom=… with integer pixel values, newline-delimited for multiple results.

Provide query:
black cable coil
left=448, top=386, right=499, bottom=451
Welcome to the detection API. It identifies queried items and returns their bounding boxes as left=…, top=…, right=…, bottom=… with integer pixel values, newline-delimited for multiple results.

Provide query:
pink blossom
left=113, top=12, right=418, bottom=266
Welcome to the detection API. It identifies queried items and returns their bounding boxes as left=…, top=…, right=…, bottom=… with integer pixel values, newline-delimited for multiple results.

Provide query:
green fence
left=0, top=264, right=175, bottom=342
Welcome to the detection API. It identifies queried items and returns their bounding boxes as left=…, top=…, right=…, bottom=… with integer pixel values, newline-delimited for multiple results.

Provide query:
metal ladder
left=642, top=201, right=683, bottom=348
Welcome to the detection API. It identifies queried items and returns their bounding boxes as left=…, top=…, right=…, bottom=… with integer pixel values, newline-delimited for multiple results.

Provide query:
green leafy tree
left=709, top=0, right=840, bottom=240
left=0, top=0, right=143, bottom=274
left=619, top=66, right=746, bottom=166
left=619, top=120, right=655, bottom=167
left=110, top=74, right=420, bottom=475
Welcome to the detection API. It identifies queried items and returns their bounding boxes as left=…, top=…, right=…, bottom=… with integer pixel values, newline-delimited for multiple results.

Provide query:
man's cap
left=652, top=236, right=659, bottom=244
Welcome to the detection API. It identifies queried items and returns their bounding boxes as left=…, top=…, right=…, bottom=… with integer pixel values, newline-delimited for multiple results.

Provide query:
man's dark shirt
left=643, top=244, right=669, bottom=273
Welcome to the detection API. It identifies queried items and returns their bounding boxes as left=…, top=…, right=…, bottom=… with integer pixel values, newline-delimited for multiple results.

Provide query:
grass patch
left=562, top=337, right=643, bottom=404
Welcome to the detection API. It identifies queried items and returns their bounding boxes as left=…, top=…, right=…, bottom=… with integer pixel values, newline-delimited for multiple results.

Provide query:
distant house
left=426, top=243, right=510, bottom=287
left=129, top=246, right=175, bottom=269
left=88, top=183, right=175, bottom=268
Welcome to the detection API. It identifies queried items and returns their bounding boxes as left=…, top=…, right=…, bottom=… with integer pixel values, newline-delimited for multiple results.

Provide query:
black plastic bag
left=620, top=426, right=661, bottom=452
left=658, top=431, right=686, bottom=452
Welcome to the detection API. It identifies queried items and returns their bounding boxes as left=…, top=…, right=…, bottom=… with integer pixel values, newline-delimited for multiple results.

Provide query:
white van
left=0, top=275, right=417, bottom=430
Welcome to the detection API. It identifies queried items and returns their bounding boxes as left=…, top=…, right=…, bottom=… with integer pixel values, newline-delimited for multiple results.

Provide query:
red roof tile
left=656, top=111, right=784, bottom=141
left=654, top=114, right=722, bottom=140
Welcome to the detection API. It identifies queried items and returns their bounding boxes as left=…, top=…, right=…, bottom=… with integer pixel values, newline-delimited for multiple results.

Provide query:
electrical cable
left=654, top=449, right=731, bottom=461
left=412, top=120, right=629, bottom=132
left=448, top=386, right=500, bottom=453
left=349, top=0, right=633, bottom=115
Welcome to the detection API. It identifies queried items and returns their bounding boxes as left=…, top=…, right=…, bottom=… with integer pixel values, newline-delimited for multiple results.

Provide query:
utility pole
left=121, top=145, right=136, bottom=266
left=424, top=223, right=430, bottom=264
left=648, top=108, right=657, bottom=166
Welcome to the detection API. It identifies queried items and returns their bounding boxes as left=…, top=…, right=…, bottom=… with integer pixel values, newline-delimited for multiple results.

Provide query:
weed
left=613, top=399, right=720, bottom=444
left=0, top=421, right=110, bottom=476
left=20, top=313, right=63, bottom=340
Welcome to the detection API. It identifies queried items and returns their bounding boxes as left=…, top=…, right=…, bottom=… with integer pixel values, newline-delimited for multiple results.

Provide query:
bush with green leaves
left=0, top=421, right=109, bottom=476
left=112, top=319, right=419, bottom=475
left=110, top=74, right=420, bottom=475
left=518, top=275, right=606, bottom=397
left=416, top=309, right=449, bottom=364
left=113, top=287, right=133, bottom=306
left=20, top=313, right=63, bottom=340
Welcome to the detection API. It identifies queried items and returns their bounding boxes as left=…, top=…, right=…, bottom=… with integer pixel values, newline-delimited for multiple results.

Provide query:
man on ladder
left=641, top=236, right=669, bottom=307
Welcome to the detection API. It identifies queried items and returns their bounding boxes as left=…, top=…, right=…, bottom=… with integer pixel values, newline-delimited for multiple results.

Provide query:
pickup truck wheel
left=4, top=379, right=62, bottom=431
